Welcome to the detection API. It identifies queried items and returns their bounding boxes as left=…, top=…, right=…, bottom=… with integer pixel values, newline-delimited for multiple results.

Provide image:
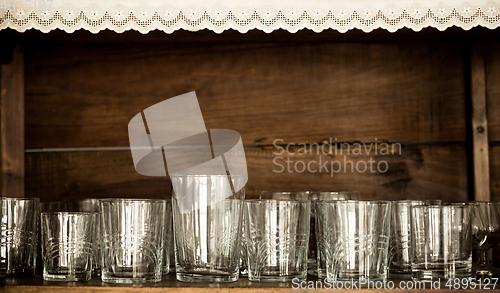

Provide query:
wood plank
left=486, top=42, right=500, bottom=141
left=470, top=42, right=491, bottom=201
left=488, top=144, right=500, bottom=202
left=26, top=144, right=468, bottom=202
left=0, top=45, right=24, bottom=198
left=25, top=42, right=466, bottom=149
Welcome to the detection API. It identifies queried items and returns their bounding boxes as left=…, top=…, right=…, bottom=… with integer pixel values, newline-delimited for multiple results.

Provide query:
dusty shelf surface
left=2, top=273, right=500, bottom=292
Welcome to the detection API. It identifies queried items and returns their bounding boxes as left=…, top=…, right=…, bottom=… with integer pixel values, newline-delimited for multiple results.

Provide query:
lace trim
left=1, top=8, right=500, bottom=34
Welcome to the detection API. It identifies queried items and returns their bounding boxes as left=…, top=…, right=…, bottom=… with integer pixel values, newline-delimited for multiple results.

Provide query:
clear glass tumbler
left=162, top=199, right=172, bottom=275
left=100, top=199, right=167, bottom=284
left=317, top=200, right=391, bottom=282
left=389, top=200, right=441, bottom=279
left=245, top=199, right=310, bottom=282
left=312, top=191, right=359, bottom=278
left=62, top=198, right=101, bottom=276
left=41, top=212, right=95, bottom=281
left=172, top=174, right=245, bottom=283
left=257, top=191, right=311, bottom=278
left=411, top=204, right=472, bottom=282
left=0, top=197, right=40, bottom=276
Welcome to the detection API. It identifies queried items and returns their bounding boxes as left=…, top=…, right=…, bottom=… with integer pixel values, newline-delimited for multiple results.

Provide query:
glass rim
left=411, top=204, right=471, bottom=210
left=169, top=174, right=247, bottom=178
left=309, top=190, right=359, bottom=195
left=260, top=191, right=310, bottom=195
left=245, top=198, right=310, bottom=203
left=317, top=199, right=391, bottom=204
left=467, top=201, right=500, bottom=205
left=1, top=197, right=40, bottom=201
left=391, top=199, right=440, bottom=204
left=41, top=211, right=97, bottom=216
left=98, top=198, right=168, bottom=203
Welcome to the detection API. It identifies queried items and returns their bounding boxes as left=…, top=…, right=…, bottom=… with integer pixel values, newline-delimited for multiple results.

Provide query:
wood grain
left=488, top=144, right=500, bottom=202
left=25, top=42, right=466, bottom=149
left=486, top=42, right=500, bottom=142
left=470, top=42, right=491, bottom=201
left=26, top=144, right=468, bottom=202
left=0, top=45, right=24, bottom=198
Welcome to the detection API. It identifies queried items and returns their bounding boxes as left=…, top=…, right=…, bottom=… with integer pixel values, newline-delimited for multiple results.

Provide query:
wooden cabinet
left=1, top=26, right=500, bottom=292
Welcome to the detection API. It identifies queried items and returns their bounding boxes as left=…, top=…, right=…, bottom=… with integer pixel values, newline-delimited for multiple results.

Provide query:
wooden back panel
left=19, top=29, right=477, bottom=202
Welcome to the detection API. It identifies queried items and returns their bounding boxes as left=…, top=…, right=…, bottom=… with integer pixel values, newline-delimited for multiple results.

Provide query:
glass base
left=248, top=272, right=306, bottom=282
left=316, top=268, right=327, bottom=279
left=412, top=269, right=471, bottom=282
left=177, top=272, right=238, bottom=283
left=389, top=271, right=412, bottom=280
left=162, top=267, right=170, bottom=275
left=101, top=272, right=161, bottom=284
left=44, top=271, right=91, bottom=282
left=1, top=267, right=36, bottom=277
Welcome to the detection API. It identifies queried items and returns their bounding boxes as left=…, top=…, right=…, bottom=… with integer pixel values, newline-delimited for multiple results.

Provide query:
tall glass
left=312, top=191, right=360, bottom=278
left=317, top=200, right=391, bottom=282
left=245, top=199, right=310, bottom=282
left=389, top=200, right=441, bottom=279
left=100, top=199, right=167, bottom=284
left=411, top=204, right=472, bottom=281
left=41, top=212, right=95, bottom=281
left=172, top=175, right=245, bottom=283
left=0, top=197, right=39, bottom=276
left=62, top=198, right=101, bottom=276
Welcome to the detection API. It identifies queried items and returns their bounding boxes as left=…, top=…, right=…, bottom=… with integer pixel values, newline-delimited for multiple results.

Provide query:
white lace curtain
left=1, top=0, right=500, bottom=33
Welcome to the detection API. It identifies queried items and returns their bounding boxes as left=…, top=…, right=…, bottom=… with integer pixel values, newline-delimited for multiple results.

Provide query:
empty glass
left=100, top=199, right=167, bottom=284
left=411, top=204, right=472, bottom=281
left=245, top=199, right=310, bottom=282
left=473, top=202, right=500, bottom=277
left=162, top=199, right=172, bottom=275
left=62, top=198, right=101, bottom=276
left=389, top=200, right=441, bottom=279
left=258, top=191, right=311, bottom=277
left=0, top=197, right=40, bottom=276
left=317, top=200, right=391, bottom=282
left=41, top=212, right=95, bottom=281
left=172, top=175, right=245, bottom=283
left=313, top=191, right=360, bottom=278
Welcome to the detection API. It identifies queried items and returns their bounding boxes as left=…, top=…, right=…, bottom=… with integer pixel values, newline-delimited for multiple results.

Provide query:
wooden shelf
left=2, top=273, right=500, bottom=292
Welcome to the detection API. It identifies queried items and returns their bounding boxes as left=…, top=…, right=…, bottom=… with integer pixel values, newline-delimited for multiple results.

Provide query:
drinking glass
left=312, top=191, right=360, bottom=278
left=172, top=174, right=245, bottom=283
left=62, top=198, right=101, bottom=276
left=41, top=212, right=95, bottom=281
left=100, top=199, right=167, bottom=284
left=245, top=199, right=310, bottom=282
left=473, top=202, right=500, bottom=277
left=389, top=200, right=441, bottom=279
left=162, top=199, right=172, bottom=275
left=258, top=191, right=311, bottom=277
left=317, top=200, right=391, bottom=282
left=411, top=204, right=472, bottom=281
left=0, top=197, right=40, bottom=276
